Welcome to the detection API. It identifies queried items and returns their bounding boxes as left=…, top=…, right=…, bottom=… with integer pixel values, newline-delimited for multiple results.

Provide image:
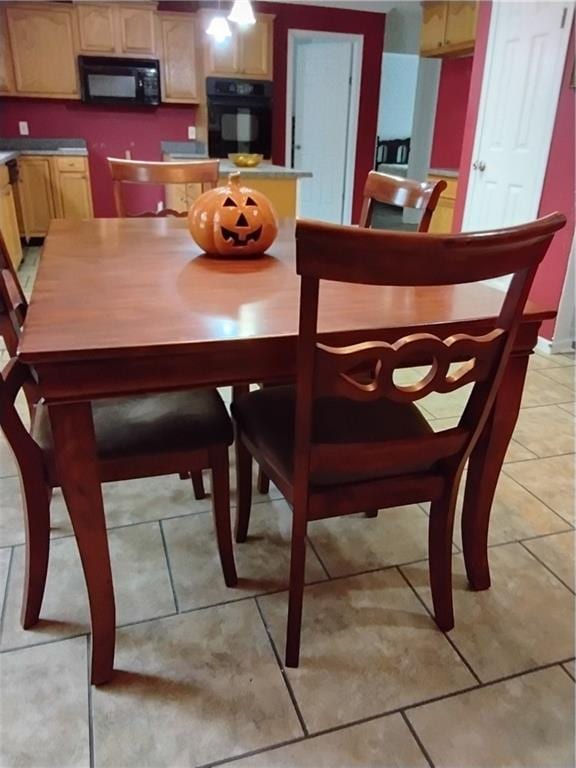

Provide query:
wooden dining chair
left=231, top=212, right=566, bottom=667
left=108, top=158, right=220, bottom=218
left=0, top=267, right=238, bottom=632
left=359, top=171, right=447, bottom=231
left=108, top=157, right=220, bottom=498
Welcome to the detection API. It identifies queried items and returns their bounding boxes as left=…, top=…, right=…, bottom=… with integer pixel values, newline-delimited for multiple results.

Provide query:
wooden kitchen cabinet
left=421, top=1, right=477, bottom=57
left=160, top=14, right=200, bottom=102
left=76, top=4, right=117, bottom=53
left=0, top=8, right=15, bottom=95
left=76, top=3, right=156, bottom=56
left=6, top=4, right=79, bottom=98
left=118, top=6, right=156, bottom=55
left=17, top=155, right=93, bottom=239
left=0, top=165, right=23, bottom=270
left=202, top=13, right=274, bottom=80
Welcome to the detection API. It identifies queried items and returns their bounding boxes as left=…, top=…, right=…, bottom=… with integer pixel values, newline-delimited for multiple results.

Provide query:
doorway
left=463, top=2, right=573, bottom=247
left=286, top=31, right=363, bottom=224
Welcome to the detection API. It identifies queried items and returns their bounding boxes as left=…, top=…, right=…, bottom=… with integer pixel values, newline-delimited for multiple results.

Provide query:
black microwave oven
left=78, top=56, right=160, bottom=106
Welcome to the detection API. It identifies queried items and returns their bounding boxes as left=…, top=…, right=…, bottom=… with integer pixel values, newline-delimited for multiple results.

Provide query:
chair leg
left=428, top=485, right=458, bottom=632
left=21, top=481, right=52, bottom=629
left=210, top=448, right=237, bottom=588
left=364, top=510, right=378, bottom=518
left=257, top=469, right=270, bottom=495
left=191, top=471, right=207, bottom=500
left=285, top=516, right=308, bottom=668
left=235, top=437, right=253, bottom=543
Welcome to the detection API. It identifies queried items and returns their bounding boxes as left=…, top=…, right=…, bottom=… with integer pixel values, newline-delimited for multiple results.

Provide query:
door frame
left=551, top=235, right=575, bottom=354
left=285, top=29, right=363, bottom=224
left=461, top=1, right=573, bottom=245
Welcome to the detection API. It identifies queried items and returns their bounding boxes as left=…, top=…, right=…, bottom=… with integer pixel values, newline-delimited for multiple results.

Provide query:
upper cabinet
left=160, top=14, right=200, bottom=103
left=0, top=8, right=15, bottom=94
left=420, top=1, right=477, bottom=57
left=203, top=13, right=274, bottom=80
left=76, top=3, right=156, bottom=56
left=7, top=4, right=79, bottom=98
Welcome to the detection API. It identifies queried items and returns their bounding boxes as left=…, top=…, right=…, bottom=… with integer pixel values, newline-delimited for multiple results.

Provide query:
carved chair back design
left=108, top=158, right=220, bottom=218
left=359, top=171, right=447, bottom=232
left=294, top=214, right=566, bottom=483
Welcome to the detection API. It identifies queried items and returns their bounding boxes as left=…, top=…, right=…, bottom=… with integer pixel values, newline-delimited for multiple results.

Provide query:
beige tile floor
left=0, top=248, right=574, bottom=767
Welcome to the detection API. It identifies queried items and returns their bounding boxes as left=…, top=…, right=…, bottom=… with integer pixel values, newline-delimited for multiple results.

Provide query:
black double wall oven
left=207, top=77, right=273, bottom=158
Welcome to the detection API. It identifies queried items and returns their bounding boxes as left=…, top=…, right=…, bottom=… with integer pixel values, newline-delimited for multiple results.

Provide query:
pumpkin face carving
left=188, top=172, right=278, bottom=257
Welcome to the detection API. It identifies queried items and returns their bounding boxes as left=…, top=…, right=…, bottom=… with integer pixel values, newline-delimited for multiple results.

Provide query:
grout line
left=86, top=634, right=95, bottom=768
left=159, top=520, right=180, bottom=613
left=0, top=547, right=14, bottom=640
left=401, top=710, right=435, bottom=768
left=396, top=566, right=483, bottom=686
left=198, top=736, right=310, bottom=768
left=501, top=466, right=575, bottom=528
left=305, top=535, right=332, bottom=580
left=560, top=662, right=576, bottom=683
left=254, top=597, right=309, bottom=738
left=518, top=540, right=575, bottom=595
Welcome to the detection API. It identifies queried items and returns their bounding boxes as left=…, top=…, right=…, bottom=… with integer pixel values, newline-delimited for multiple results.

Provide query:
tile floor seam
left=0, top=546, right=14, bottom=641
left=501, top=464, right=575, bottom=527
left=197, top=735, right=311, bottom=768
left=254, top=597, right=309, bottom=738
left=159, top=519, right=180, bottom=613
left=517, top=540, right=576, bottom=595
left=400, top=709, right=436, bottom=768
left=87, top=634, right=95, bottom=768
left=305, top=535, right=332, bottom=580
left=396, top=565, right=483, bottom=686
left=560, top=663, right=576, bottom=682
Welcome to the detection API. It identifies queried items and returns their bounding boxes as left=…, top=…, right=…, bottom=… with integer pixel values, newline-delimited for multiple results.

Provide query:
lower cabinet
left=428, top=174, right=458, bottom=233
left=16, top=155, right=93, bottom=239
left=0, top=164, right=23, bottom=269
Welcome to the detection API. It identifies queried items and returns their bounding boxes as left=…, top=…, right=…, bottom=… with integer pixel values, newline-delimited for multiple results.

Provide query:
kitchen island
left=161, top=143, right=312, bottom=218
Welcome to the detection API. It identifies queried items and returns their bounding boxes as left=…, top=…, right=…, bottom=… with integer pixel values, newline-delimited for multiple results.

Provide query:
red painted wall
left=453, top=3, right=574, bottom=341
left=430, top=56, right=474, bottom=170
left=0, top=2, right=385, bottom=221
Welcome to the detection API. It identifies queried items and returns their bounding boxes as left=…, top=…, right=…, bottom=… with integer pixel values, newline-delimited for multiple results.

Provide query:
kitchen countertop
left=0, top=138, right=88, bottom=156
left=0, top=151, right=19, bottom=165
left=376, top=163, right=459, bottom=179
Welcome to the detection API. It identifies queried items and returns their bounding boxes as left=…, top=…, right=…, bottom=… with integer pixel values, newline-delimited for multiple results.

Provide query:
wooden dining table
left=18, top=216, right=554, bottom=684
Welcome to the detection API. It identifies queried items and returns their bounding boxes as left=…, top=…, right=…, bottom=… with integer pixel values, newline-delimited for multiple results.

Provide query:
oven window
left=221, top=110, right=259, bottom=143
left=88, top=74, right=136, bottom=99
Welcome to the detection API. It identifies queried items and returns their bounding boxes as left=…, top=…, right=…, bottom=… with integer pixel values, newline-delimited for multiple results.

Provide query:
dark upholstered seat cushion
left=35, top=389, right=233, bottom=460
left=231, top=385, right=435, bottom=487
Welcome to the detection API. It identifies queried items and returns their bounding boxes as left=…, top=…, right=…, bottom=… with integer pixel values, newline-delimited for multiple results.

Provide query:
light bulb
left=228, top=0, right=256, bottom=26
left=206, top=16, right=232, bottom=43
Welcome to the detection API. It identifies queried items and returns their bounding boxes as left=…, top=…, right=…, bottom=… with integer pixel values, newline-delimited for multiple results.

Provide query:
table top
left=19, top=217, right=554, bottom=365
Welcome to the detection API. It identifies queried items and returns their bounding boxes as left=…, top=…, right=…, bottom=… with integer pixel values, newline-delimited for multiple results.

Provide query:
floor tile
left=419, top=384, right=473, bottom=419
left=259, top=569, right=476, bottom=733
left=522, top=531, right=575, bottom=591
left=402, top=543, right=575, bottom=682
left=558, top=401, right=575, bottom=415
left=521, top=370, right=573, bottom=407
left=563, top=660, right=575, bottom=680
left=529, top=351, right=574, bottom=370
left=407, top=667, right=574, bottom=768
left=539, top=365, right=575, bottom=391
left=0, top=636, right=90, bottom=767
left=0, top=435, right=18, bottom=478
left=92, top=601, right=302, bottom=768
left=0, top=476, right=72, bottom=547
left=229, top=712, right=429, bottom=768
left=428, top=417, right=536, bottom=463
left=0, top=547, right=11, bottom=619
left=163, top=499, right=327, bottom=612
left=514, top=404, right=575, bottom=457
left=504, top=454, right=575, bottom=524
left=1, top=522, right=175, bottom=650
left=454, top=472, right=571, bottom=548
left=308, top=505, right=430, bottom=577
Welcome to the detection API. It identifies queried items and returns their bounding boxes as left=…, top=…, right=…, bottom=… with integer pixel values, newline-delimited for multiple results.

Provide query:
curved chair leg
left=21, top=480, right=51, bottom=629
left=234, top=437, right=252, bottom=543
left=428, top=484, right=458, bottom=632
left=210, top=447, right=237, bottom=587
left=285, top=513, right=308, bottom=668
left=257, top=469, right=270, bottom=495
left=191, top=471, right=207, bottom=500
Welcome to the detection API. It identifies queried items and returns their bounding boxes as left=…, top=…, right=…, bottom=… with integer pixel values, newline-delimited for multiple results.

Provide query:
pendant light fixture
left=206, top=0, right=232, bottom=43
left=228, top=0, right=256, bottom=26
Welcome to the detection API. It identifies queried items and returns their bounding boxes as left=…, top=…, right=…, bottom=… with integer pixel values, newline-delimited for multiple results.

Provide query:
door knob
left=473, top=160, right=486, bottom=171
left=294, top=144, right=302, bottom=150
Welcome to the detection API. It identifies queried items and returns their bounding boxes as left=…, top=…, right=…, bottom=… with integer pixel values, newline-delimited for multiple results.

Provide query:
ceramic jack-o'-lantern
left=188, top=172, right=278, bottom=257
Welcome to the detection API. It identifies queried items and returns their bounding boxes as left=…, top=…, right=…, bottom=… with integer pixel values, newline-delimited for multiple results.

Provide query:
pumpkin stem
left=228, top=171, right=242, bottom=187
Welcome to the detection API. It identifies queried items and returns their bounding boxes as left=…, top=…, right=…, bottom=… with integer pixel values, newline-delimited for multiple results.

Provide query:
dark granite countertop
left=0, top=138, right=88, bottom=156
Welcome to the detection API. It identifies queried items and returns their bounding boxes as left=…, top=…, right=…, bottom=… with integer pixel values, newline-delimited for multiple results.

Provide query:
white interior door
left=291, top=37, right=355, bottom=223
left=463, top=2, right=573, bottom=234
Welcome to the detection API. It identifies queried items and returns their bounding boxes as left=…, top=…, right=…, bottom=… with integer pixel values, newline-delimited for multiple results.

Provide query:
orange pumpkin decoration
left=188, top=172, right=278, bottom=257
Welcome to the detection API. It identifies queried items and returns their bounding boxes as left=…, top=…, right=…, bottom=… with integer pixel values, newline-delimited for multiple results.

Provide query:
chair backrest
left=359, top=171, right=447, bottom=232
left=107, top=158, right=220, bottom=217
left=0, top=232, right=27, bottom=357
left=293, top=214, right=566, bottom=487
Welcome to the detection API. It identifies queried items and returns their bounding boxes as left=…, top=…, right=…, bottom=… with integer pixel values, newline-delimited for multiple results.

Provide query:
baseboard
left=535, top=336, right=554, bottom=355
left=549, top=336, right=575, bottom=355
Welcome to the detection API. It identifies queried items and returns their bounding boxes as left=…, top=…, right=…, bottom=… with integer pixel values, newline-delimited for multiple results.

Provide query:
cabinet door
left=444, top=1, right=477, bottom=48
left=55, top=172, right=94, bottom=220
left=0, top=182, right=23, bottom=270
left=421, top=2, right=448, bottom=54
left=205, top=33, right=240, bottom=75
left=119, top=6, right=156, bottom=54
left=77, top=4, right=117, bottom=53
left=7, top=6, right=78, bottom=98
left=160, top=14, right=199, bottom=102
left=0, top=8, right=15, bottom=94
left=238, top=16, right=273, bottom=78
left=17, top=157, right=56, bottom=237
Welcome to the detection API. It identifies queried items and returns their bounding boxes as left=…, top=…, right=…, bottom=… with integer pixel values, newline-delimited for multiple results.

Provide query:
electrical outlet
left=187, top=126, right=196, bottom=140
left=124, top=149, right=132, bottom=160
left=18, top=121, right=29, bottom=136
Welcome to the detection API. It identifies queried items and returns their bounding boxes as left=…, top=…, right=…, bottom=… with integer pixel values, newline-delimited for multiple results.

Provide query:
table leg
left=48, top=401, right=115, bottom=685
left=462, top=353, right=530, bottom=590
